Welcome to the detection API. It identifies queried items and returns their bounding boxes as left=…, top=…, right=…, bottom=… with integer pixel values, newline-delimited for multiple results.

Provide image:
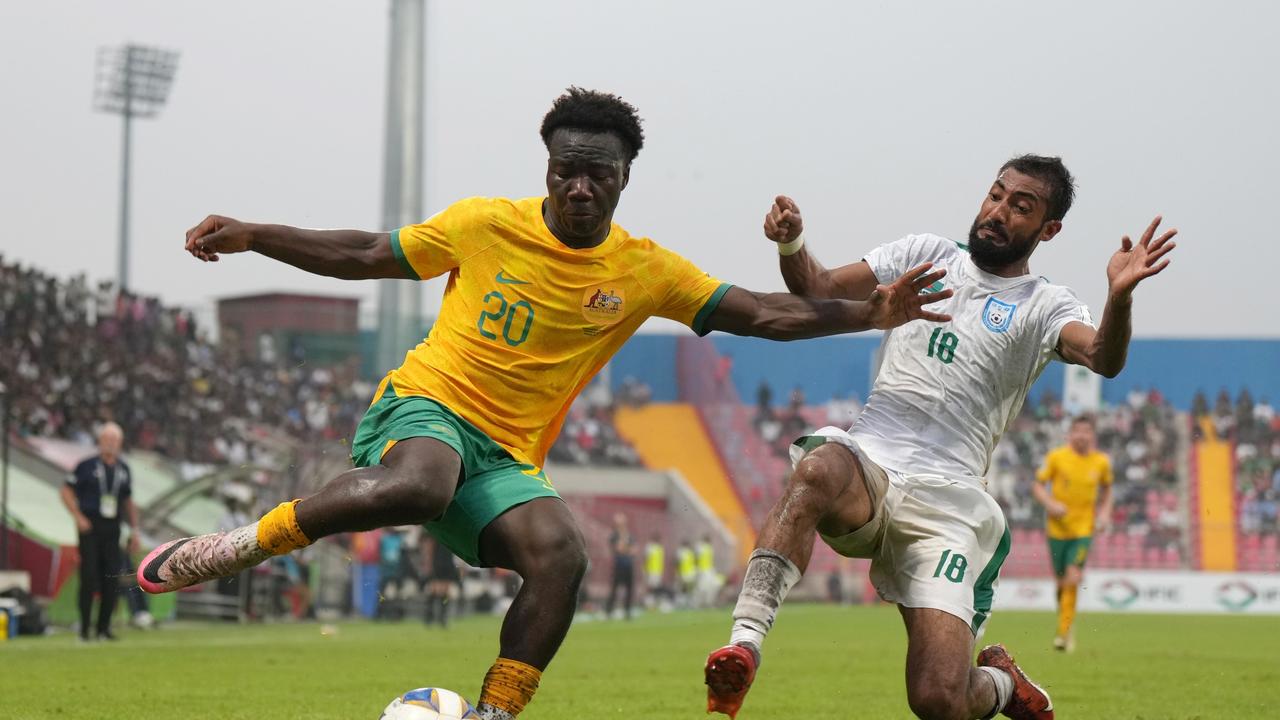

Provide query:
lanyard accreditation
left=95, top=460, right=119, bottom=520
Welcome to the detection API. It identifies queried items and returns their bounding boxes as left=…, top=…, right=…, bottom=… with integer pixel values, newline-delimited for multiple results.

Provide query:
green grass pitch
left=4, top=604, right=1276, bottom=719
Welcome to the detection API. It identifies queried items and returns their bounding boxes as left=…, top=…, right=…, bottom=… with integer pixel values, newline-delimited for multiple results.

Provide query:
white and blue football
left=380, top=687, right=480, bottom=719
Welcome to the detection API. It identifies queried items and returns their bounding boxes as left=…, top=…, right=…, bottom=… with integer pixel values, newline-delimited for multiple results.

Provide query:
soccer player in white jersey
left=704, top=155, right=1176, bottom=720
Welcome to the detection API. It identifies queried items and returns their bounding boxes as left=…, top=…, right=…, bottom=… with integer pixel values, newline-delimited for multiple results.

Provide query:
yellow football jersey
left=383, top=196, right=728, bottom=469
left=1036, top=446, right=1113, bottom=539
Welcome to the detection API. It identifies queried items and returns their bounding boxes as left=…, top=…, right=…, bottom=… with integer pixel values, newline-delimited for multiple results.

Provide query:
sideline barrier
left=996, top=570, right=1280, bottom=614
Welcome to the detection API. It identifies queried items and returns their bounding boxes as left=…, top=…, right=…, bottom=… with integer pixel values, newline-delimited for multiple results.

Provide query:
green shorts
left=350, top=385, right=560, bottom=566
left=1048, top=536, right=1093, bottom=577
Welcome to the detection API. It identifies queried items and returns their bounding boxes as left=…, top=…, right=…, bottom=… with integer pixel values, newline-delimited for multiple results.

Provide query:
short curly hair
left=540, top=87, right=645, bottom=164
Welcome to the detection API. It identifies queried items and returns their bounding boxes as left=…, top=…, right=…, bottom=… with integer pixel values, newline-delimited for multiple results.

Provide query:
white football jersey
left=849, top=233, right=1093, bottom=487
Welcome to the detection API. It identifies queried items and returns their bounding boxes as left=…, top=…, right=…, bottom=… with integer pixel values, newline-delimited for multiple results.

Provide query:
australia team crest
left=982, top=297, right=1017, bottom=333
left=582, top=286, right=626, bottom=325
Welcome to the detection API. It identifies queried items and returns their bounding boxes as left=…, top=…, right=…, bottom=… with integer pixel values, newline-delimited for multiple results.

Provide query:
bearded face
left=967, top=214, right=1044, bottom=268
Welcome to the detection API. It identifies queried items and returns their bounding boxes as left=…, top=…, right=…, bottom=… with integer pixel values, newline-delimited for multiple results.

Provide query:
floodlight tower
left=376, top=0, right=427, bottom=372
left=94, top=44, right=180, bottom=294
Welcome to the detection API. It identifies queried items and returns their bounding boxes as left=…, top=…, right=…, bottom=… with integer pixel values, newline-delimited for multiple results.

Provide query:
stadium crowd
left=752, top=382, right=816, bottom=458
left=547, top=379, right=644, bottom=467
left=0, top=256, right=369, bottom=465
left=1196, top=388, right=1280, bottom=536
left=990, top=389, right=1183, bottom=549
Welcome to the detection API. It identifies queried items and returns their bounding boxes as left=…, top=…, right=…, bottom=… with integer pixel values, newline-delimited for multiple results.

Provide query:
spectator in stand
left=753, top=381, right=774, bottom=431
left=1254, top=396, right=1275, bottom=427
left=1236, top=389, right=1256, bottom=440
left=714, top=353, right=734, bottom=391
left=1190, top=390, right=1211, bottom=441
left=616, top=376, right=651, bottom=407
left=749, top=382, right=822, bottom=459
left=788, top=385, right=806, bottom=412
left=59, top=422, right=140, bottom=641
left=825, top=392, right=862, bottom=430
left=1213, top=388, right=1236, bottom=439
left=605, top=514, right=635, bottom=620
left=774, top=385, right=808, bottom=446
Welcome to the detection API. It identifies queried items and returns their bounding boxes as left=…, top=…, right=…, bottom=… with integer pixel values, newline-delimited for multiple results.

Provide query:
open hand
left=185, top=215, right=255, bottom=262
left=866, top=263, right=953, bottom=330
left=1107, top=216, right=1176, bottom=298
left=763, top=195, right=803, bottom=244
left=76, top=515, right=92, bottom=533
left=1046, top=500, right=1069, bottom=519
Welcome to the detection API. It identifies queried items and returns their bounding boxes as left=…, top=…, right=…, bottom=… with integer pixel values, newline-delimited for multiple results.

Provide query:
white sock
left=475, top=703, right=514, bottom=720
left=978, top=666, right=1013, bottom=719
left=728, top=549, right=802, bottom=657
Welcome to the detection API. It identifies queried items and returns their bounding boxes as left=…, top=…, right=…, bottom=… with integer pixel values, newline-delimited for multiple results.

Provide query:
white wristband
left=777, top=233, right=806, bottom=256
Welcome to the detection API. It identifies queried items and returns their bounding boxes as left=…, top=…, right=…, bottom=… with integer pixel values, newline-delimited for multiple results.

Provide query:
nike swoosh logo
left=142, top=538, right=192, bottom=585
left=496, top=271, right=530, bottom=285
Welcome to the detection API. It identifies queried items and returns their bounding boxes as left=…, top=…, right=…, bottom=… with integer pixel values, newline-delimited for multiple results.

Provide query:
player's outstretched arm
left=765, top=195, right=880, bottom=301
left=703, top=263, right=952, bottom=341
left=1057, top=215, right=1177, bottom=378
left=184, top=215, right=406, bottom=280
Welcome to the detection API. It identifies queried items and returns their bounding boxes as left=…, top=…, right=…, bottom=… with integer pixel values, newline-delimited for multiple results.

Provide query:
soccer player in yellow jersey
left=1032, top=414, right=1113, bottom=652
left=137, top=87, right=952, bottom=719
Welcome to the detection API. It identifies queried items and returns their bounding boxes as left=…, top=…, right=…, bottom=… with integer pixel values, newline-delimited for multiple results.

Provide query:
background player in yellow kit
left=136, top=88, right=952, bottom=719
left=1032, top=414, right=1113, bottom=652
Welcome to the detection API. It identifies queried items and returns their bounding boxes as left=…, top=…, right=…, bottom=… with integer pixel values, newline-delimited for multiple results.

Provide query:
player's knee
left=371, top=470, right=453, bottom=523
left=1065, top=566, right=1082, bottom=585
left=906, top=679, right=968, bottom=720
left=790, top=447, right=848, bottom=503
left=521, top=522, right=589, bottom=587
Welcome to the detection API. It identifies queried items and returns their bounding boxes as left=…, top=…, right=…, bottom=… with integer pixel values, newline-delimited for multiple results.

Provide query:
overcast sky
left=2, top=0, right=1277, bottom=337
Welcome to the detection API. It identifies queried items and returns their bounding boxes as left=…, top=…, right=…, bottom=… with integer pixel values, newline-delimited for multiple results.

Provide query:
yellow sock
left=478, top=657, right=542, bottom=717
left=256, top=500, right=311, bottom=556
left=1057, top=584, right=1078, bottom=637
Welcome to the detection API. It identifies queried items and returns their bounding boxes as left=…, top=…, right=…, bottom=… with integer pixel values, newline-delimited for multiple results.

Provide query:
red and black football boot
left=977, top=644, right=1054, bottom=720
left=705, top=644, right=758, bottom=718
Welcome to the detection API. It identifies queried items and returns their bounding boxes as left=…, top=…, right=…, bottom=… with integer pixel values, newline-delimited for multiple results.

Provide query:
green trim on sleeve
left=691, top=283, right=733, bottom=337
left=389, top=229, right=420, bottom=280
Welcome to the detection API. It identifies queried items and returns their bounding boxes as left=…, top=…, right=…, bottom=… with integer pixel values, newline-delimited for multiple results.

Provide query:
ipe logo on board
left=1215, top=580, right=1280, bottom=612
left=1098, top=578, right=1180, bottom=609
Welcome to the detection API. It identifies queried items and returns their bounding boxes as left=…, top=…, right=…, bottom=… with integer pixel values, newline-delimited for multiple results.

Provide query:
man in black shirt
left=605, top=513, right=635, bottom=620
left=59, top=423, right=141, bottom=640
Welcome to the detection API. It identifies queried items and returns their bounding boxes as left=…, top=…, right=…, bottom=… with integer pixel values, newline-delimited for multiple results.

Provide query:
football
left=380, top=687, right=480, bottom=719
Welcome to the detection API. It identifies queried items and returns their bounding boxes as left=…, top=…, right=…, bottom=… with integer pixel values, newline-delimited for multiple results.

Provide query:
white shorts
left=792, top=427, right=1010, bottom=636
